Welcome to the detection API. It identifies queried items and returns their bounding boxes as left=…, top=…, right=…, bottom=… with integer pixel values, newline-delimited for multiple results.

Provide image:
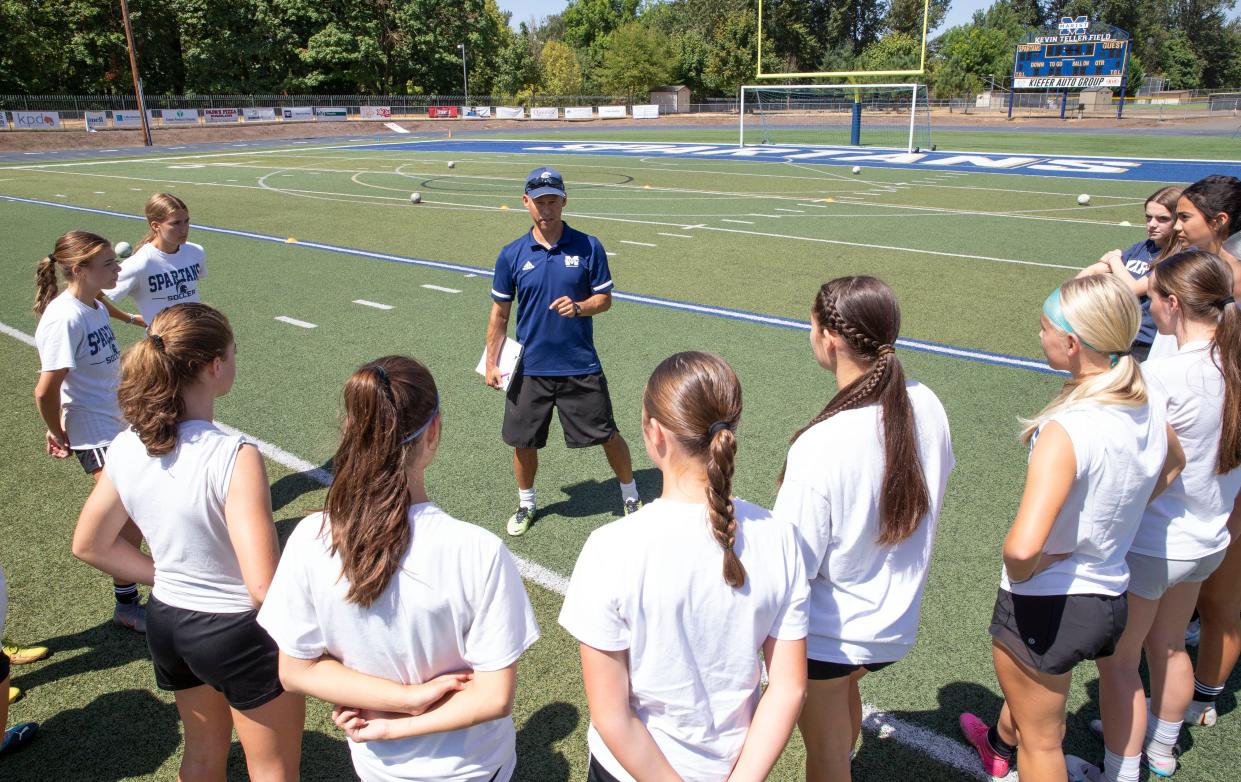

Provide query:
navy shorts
left=146, top=595, right=283, bottom=710
left=503, top=373, right=618, bottom=449
left=73, top=446, right=108, bottom=475
left=807, top=658, right=895, bottom=681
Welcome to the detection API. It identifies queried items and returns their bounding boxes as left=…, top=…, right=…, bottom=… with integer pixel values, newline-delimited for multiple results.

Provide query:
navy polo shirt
left=491, top=223, right=614, bottom=376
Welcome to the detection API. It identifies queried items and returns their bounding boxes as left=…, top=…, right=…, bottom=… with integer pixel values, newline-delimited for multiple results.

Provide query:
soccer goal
left=739, top=84, right=933, bottom=153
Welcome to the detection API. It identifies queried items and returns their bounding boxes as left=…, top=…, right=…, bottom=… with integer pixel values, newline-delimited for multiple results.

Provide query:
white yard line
left=353, top=299, right=394, bottom=310
left=619, top=240, right=657, bottom=247
left=422, top=284, right=461, bottom=294
left=657, top=233, right=694, bottom=239
left=721, top=218, right=754, bottom=224
left=275, top=316, right=317, bottom=329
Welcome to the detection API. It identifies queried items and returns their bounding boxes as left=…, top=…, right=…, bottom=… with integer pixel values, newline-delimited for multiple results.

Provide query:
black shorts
left=503, top=373, right=618, bottom=449
left=989, top=588, right=1127, bottom=676
left=146, top=595, right=283, bottom=710
left=73, top=446, right=108, bottom=475
left=0, top=652, right=10, bottom=683
left=588, top=756, right=622, bottom=782
left=807, top=658, right=895, bottom=681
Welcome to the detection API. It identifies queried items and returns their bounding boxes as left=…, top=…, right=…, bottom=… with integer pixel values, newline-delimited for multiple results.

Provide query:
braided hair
left=783, top=276, right=930, bottom=546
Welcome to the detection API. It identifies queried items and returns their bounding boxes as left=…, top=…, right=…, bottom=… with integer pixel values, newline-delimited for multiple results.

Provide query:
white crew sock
left=619, top=480, right=639, bottom=503
left=1103, top=749, right=1141, bottom=782
left=518, top=487, right=536, bottom=508
left=1146, top=714, right=1182, bottom=755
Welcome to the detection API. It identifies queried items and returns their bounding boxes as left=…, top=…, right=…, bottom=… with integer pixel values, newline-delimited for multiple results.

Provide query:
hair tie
left=149, top=333, right=165, bottom=351
left=708, top=421, right=734, bottom=437
left=1218, top=296, right=1236, bottom=308
left=876, top=344, right=896, bottom=357
left=402, top=397, right=440, bottom=444
left=1108, top=350, right=1129, bottom=368
left=371, top=364, right=395, bottom=402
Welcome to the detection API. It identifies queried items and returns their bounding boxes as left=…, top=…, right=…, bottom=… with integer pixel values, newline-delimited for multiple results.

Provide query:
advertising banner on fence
left=282, top=106, right=314, bottom=121
left=631, top=104, right=659, bottom=119
left=597, top=105, right=626, bottom=119
left=463, top=106, right=492, bottom=118
left=427, top=106, right=459, bottom=118
left=243, top=107, right=277, bottom=121
left=204, top=108, right=239, bottom=123
left=564, top=107, right=592, bottom=120
left=112, top=111, right=143, bottom=127
left=530, top=107, right=559, bottom=120
left=13, top=111, right=62, bottom=129
left=496, top=106, right=525, bottom=119
left=315, top=106, right=348, bottom=121
left=163, top=108, right=200, bottom=124
left=360, top=106, right=392, bottom=120
left=0, top=112, right=7, bottom=129
left=84, top=110, right=108, bottom=129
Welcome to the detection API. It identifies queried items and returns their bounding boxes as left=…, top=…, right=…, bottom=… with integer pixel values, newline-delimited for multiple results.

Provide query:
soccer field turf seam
left=0, top=195, right=1062, bottom=375
left=0, top=318, right=1005, bottom=781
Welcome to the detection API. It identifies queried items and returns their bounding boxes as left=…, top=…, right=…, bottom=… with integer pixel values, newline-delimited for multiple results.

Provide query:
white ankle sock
left=1146, top=714, right=1182, bottom=754
left=518, top=488, right=536, bottom=508
left=1103, top=749, right=1141, bottom=782
left=619, top=480, right=639, bottom=502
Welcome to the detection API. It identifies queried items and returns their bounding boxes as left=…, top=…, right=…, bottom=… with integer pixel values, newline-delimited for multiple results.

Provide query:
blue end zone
left=348, top=139, right=1241, bottom=183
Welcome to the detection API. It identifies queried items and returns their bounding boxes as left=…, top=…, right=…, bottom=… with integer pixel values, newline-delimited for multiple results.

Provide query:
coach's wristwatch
left=572, top=302, right=582, bottom=317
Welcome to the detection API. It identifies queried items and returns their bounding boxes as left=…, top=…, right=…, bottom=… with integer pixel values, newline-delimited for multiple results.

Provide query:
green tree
left=596, top=21, right=674, bottom=100
left=1155, top=30, right=1204, bottom=89
left=886, top=0, right=950, bottom=39
left=539, top=39, right=583, bottom=95
left=561, top=0, right=641, bottom=50
left=494, top=22, right=540, bottom=96
left=703, top=9, right=778, bottom=93
left=930, top=3, right=1029, bottom=97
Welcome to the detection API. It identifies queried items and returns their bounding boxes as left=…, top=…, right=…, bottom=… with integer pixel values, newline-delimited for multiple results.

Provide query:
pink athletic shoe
left=960, top=712, right=1011, bottom=777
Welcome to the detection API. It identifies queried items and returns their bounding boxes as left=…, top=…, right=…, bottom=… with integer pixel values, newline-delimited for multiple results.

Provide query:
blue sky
left=495, top=0, right=996, bottom=34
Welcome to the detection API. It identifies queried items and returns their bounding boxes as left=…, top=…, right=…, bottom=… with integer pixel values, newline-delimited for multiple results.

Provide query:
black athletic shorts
left=0, top=651, right=10, bottom=683
left=73, top=446, right=108, bottom=475
left=503, top=372, right=618, bottom=449
left=588, top=756, right=622, bottom=782
left=807, top=658, right=895, bottom=681
left=989, top=588, right=1127, bottom=676
left=146, top=595, right=283, bottom=710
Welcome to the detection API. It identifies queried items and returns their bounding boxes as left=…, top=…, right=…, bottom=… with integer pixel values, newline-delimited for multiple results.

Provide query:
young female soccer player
left=959, top=275, right=1182, bottom=782
left=559, top=351, right=809, bottom=782
left=1074, top=251, right=1241, bottom=781
left=72, top=303, right=304, bottom=781
left=772, top=276, right=955, bottom=782
left=258, top=357, right=539, bottom=782
left=1077, top=186, right=1183, bottom=360
left=105, top=193, right=206, bottom=325
left=33, top=230, right=145, bottom=632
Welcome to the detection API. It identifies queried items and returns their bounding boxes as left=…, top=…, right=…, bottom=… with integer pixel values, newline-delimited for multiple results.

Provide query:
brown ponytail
left=34, top=230, right=112, bottom=315
left=643, top=351, right=746, bottom=588
left=326, top=356, right=439, bottom=607
left=1150, top=250, right=1241, bottom=472
left=783, top=276, right=930, bottom=547
left=137, top=192, right=189, bottom=250
left=118, top=303, right=233, bottom=456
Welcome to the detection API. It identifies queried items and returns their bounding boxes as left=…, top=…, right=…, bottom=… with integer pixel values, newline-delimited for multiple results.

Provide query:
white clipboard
left=476, top=338, right=523, bottom=391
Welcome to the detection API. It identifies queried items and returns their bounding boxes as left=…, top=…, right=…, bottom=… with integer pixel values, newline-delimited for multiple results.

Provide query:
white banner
left=631, top=104, right=659, bottom=119
left=496, top=106, right=525, bottom=119
left=360, top=105, right=392, bottom=120
left=13, top=111, right=62, bottom=129
left=315, top=106, right=348, bottom=121
left=463, top=105, right=492, bottom=118
left=282, top=106, right=314, bottom=121
left=597, top=105, right=626, bottom=119
left=564, top=107, right=593, bottom=120
left=204, top=108, right=239, bottom=123
left=112, top=110, right=143, bottom=127
left=0, top=112, right=7, bottom=129
left=1013, top=76, right=1123, bottom=88
left=84, top=110, right=108, bottom=129
left=530, top=107, right=559, bottom=120
left=242, top=107, right=276, bottom=121
left=163, top=108, right=200, bottom=124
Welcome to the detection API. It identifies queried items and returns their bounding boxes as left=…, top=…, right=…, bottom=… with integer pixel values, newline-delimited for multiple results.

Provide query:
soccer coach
left=484, top=167, right=641, bottom=537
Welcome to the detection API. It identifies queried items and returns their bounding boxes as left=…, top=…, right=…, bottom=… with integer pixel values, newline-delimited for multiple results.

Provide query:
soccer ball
left=410, top=192, right=422, bottom=204
left=115, top=241, right=133, bottom=258
left=852, top=166, right=862, bottom=175
left=1077, top=194, right=1091, bottom=205
left=447, top=161, right=456, bottom=169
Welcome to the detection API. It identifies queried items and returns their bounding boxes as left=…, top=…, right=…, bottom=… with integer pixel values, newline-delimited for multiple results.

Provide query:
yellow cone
left=286, top=237, right=297, bottom=243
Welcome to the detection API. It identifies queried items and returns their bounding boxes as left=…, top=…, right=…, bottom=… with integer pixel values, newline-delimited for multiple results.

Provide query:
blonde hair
left=137, top=192, right=189, bottom=250
left=1021, top=275, right=1147, bottom=443
left=34, top=230, right=112, bottom=315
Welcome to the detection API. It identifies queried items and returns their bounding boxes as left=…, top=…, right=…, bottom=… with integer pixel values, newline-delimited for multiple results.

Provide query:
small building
left=649, top=85, right=691, bottom=114
left=1076, top=87, right=1113, bottom=110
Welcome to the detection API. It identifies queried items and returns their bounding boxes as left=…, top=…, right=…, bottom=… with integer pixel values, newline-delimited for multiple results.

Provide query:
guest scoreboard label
left=1012, top=17, right=1129, bottom=89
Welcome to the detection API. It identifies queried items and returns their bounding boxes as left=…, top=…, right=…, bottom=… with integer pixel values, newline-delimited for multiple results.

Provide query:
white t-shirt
left=106, top=421, right=254, bottom=613
left=33, top=291, right=124, bottom=450
left=105, top=241, right=206, bottom=324
left=1002, top=399, right=1168, bottom=596
left=1134, top=341, right=1240, bottom=560
left=773, top=382, right=954, bottom=664
left=558, top=498, right=809, bottom=782
left=258, top=504, right=540, bottom=782
left=1146, top=332, right=1178, bottom=362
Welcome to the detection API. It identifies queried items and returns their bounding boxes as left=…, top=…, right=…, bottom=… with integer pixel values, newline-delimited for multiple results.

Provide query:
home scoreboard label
left=1012, top=17, right=1129, bottom=89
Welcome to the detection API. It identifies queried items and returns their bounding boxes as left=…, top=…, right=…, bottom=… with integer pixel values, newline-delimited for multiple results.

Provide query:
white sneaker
left=1184, top=700, right=1218, bottom=727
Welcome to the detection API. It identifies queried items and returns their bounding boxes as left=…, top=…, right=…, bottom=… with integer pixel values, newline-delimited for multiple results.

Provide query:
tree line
left=1, top=0, right=1238, bottom=100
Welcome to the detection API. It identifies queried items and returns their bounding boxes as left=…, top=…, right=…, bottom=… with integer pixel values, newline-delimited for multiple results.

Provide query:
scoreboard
left=1012, top=16, right=1129, bottom=89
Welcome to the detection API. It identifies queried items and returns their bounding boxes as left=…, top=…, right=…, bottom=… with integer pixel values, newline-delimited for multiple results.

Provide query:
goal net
left=740, top=84, right=933, bottom=153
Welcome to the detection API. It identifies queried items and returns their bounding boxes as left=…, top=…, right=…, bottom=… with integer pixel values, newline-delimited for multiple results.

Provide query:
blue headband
left=402, top=398, right=439, bottom=445
left=1042, top=287, right=1126, bottom=367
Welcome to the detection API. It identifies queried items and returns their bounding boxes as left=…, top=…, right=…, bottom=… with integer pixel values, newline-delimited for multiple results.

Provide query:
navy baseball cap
left=525, top=167, right=566, bottom=198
